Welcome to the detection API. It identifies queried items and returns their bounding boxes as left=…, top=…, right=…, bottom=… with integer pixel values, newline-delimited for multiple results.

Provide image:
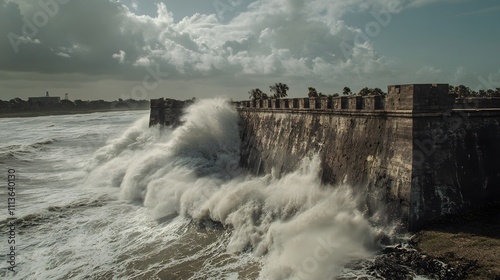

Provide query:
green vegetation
left=269, top=83, right=289, bottom=99
left=249, top=83, right=289, bottom=100
left=357, top=87, right=385, bottom=96
left=307, top=87, right=321, bottom=97
left=248, top=88, right=265, bottom=100
left=450, top=85, right=500, bottom=98
left=343, top=87, right=352, bottom=96
left=248, top=84, right=392, bottom=100
left=248, top=84, right=500, bottom=100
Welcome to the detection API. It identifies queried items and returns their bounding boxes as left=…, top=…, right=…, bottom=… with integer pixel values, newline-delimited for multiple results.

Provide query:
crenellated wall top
left=236, top=84, right=500, bottom=112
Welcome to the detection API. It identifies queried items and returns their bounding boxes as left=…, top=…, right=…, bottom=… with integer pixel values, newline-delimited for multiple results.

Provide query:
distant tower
left=46, top=91, right=49, bottom=97
left=65, top=93, right=69, bottom=100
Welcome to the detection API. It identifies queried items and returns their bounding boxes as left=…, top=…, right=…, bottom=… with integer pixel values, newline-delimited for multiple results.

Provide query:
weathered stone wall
left=149, top=98, right=191, bottom=127
left=410, top=111, right=500, bottom=229
left=150, top=84, right=500, bottom=230
left=238, top=108, right=500, bottom=230
left=238, top=110, right=415, bottom=227
left=386, top=84, right=453, bottom=111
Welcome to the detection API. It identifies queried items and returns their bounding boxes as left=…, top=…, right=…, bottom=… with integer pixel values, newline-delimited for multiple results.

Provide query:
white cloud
left=0, top=0, right=478, bottom=99
left=1, top=0, right=394, bottom=79
left=131, top=2, right=138, bottom=11
left=112, top=50, right=127, bottom=63
left=14, top=35, right=41, bottom=45
left=56, top=52, right=70, bottom=58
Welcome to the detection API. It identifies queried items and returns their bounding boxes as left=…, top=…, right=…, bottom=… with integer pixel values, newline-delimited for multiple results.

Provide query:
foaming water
left=84, top=98, right=387, bottom=279
left=0, top=139, right=55, bottom=162
left=0, top=102, right=390, bottom=280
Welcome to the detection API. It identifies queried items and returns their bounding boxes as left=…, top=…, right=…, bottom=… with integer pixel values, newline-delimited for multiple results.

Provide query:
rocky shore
left=366, top=244, right=478, bottom=279
left=367, top=204, right=500, bottom=280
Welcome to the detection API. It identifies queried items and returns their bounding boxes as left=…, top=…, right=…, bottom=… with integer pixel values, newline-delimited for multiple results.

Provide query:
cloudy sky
left=1, top=0, right=499, bottom=101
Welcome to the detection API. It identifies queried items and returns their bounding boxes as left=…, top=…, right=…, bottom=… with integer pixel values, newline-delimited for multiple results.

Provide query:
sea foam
left=87, top=98, right=387, bottom=279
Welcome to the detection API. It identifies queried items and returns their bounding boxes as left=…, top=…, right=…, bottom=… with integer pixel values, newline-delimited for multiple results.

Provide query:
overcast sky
left=1, top=0, right=499, bottom=101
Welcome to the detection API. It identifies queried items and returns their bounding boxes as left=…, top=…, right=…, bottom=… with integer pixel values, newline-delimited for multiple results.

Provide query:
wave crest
left=86, top=98, right=389, bottom=279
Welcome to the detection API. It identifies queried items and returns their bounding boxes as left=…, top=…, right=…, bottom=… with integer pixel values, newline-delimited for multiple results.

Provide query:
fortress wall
left=238, top=109, right=414, bottom=228
left=236, top=84, right=500, bottom=230
left=238, top=107, right=500, bottom=230
left=149, top=98, right=189, bottom=127
left=150, top=85, right=500, bottom=230
left=454, top=98, right=500, bottom=109
left=410, top=112, right=500, bottom=229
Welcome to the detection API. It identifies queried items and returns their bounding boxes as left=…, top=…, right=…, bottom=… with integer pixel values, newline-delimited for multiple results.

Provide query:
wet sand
left=413, top=204, right=500, bottom=279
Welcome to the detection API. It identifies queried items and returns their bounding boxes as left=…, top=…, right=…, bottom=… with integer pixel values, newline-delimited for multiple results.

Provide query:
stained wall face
left=149, top=98, right=190, bottom=127
left=238, top=110, right=414, bottom=228
left=236, top=84, right=500, bottom=230
left=149, top=84, right=500, bottom=230
left=238, top=107, right=500, bottom=230
left=410, top=111, right=500, bottom=229
left=386, top=84, right=453, bottom=112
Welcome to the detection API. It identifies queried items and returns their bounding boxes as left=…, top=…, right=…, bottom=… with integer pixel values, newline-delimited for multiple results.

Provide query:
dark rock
left=368, top=245, right=477, bottom=280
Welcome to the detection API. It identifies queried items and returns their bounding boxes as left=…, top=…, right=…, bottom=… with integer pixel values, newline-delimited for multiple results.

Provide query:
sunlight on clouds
left=1, top=0, right=393, bottom=81
left=0, top=0, right=494, bottom=100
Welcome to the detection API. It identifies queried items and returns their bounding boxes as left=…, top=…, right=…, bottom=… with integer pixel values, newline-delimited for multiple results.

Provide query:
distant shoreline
left=0, top=108, right=149, bottom=119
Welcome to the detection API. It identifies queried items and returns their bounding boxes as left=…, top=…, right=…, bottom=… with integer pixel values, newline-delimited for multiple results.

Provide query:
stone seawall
left=149, top=98, right=192, bottom=127
left=238, top=108, right=500, bottom=230
left=238, top=109, right=414, bottom=228
left=150, top=84, right=500, bottom=230
left=411, top=111, right=500, bottom=228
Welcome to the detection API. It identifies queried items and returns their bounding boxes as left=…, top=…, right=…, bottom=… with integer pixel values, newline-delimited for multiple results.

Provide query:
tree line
left=249, top=83, right=290, bottom=100
left=248, top=83, right=386, bottom=100
left=248, top=83, right=500, bottom=100
left=449, top=85, right=500, bottom=98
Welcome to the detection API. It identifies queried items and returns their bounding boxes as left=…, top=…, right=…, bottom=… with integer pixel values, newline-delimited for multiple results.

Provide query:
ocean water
left=0, top=99, right=392, bottom=280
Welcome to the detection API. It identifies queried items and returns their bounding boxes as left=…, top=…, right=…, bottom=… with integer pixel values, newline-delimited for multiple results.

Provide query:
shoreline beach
left=0, top=108, right=150, bottom=118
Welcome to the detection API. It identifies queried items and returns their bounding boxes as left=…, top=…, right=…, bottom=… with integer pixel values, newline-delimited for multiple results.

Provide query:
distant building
left=28, top=91, right=60, bottom=104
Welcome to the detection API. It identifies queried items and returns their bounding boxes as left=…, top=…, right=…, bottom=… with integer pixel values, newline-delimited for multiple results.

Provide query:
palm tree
left=248, top=89, right=264, bottom=100
left=359, top=87, right=370, bottom=96
left=343, top=87, right=352, bottom=96
left=489, top=89, right=500, bottom=97
left=269, top=85, right=278, bottom=98
left=457, top=85, right=471, bottom=98
left=372, top=88, right=385, bottom=96
left=270, top=83, right=289, bottom=98
left=308, top=87, right=319, bottom=98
